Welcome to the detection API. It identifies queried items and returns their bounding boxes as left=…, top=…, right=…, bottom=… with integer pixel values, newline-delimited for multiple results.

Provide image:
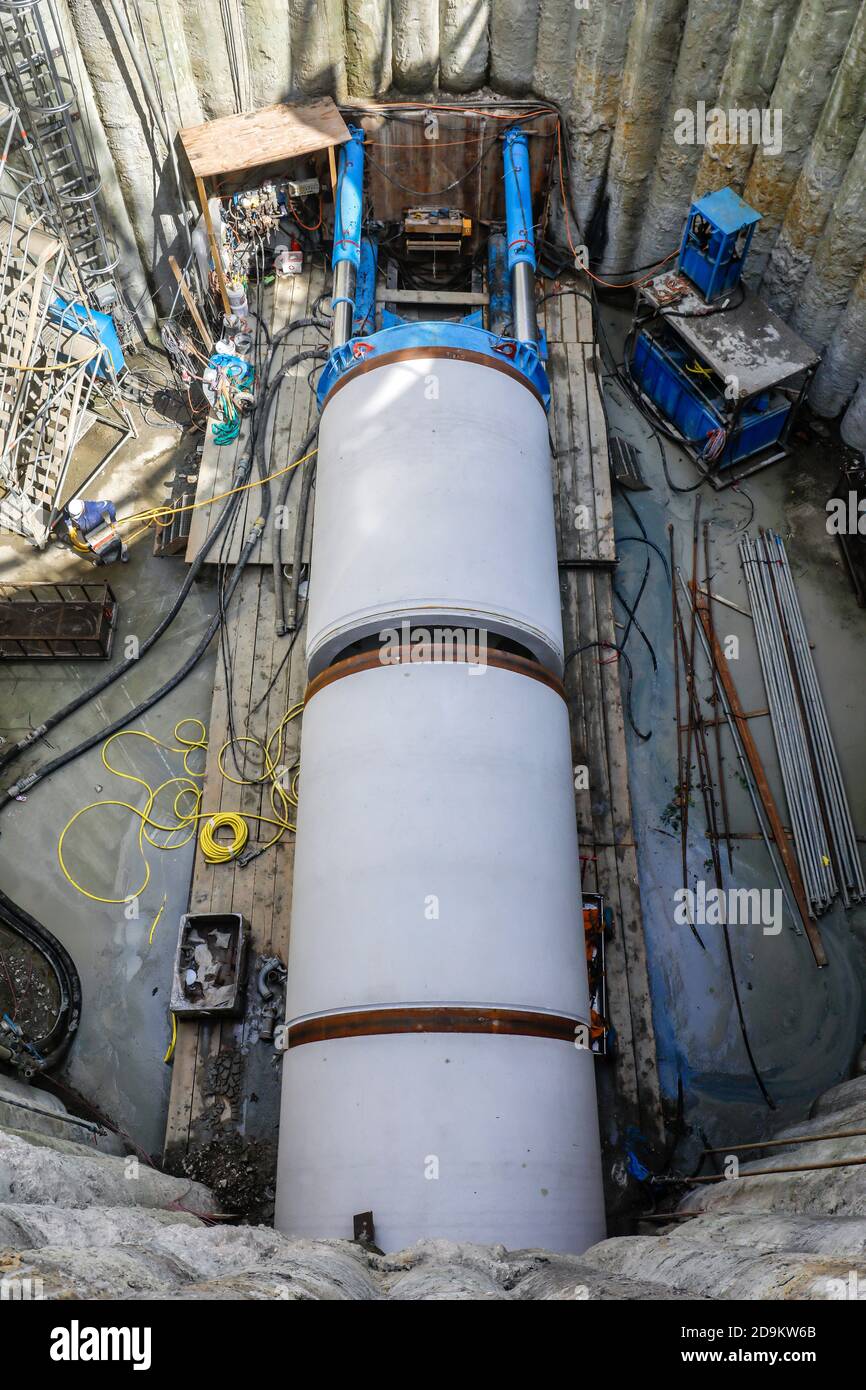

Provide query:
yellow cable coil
left=57, top=707, right=303, bottom=906
left=199, top=810, right=248, bottom=863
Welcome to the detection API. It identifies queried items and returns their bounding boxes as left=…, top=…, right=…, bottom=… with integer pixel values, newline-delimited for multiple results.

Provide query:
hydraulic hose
left=1, top=508, right=267, bottom=814
left=0, top=352, right=320, bottom=810
left=269, top=315, right=329, bottom=355
left=0, top=454, right=251, bottom=777
left=0, top=304, right=324, bottom=1069
left=0, top=326, right=325, bottom=780
left=0, top=886, right=82, bottom=1071
left=255, top=346, right=326, bottom=637
left=256, top=347, right=326, bottom=472
left=274, top=423, right=319, bottom=636
left=0, top=498, right=265, bottom=1068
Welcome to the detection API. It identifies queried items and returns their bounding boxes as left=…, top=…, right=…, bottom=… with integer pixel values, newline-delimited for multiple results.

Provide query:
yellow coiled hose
left=57, top=708, right=303, bottom=906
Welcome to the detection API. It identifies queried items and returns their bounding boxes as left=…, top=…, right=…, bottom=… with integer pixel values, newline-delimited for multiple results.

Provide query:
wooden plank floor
left=165, top=267, right=665, bottom=1193
left=164, top=269, right=317, bottom=1176
left=543, top=279, right=665, bottom=1156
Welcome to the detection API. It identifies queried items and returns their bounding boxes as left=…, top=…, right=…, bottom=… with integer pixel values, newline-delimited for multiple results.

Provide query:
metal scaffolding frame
left=0, top=97, right=135, bottom=548
left=0, top=0, right=127, bottom=311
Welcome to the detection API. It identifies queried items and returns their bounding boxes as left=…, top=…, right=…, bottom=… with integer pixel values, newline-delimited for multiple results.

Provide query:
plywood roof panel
left=179, top=98, right=350, bottom=180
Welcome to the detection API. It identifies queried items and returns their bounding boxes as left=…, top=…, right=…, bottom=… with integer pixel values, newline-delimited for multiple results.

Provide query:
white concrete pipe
left=274, top=655, right=606, bottom=1254
left=305, top=354, right=564, bottom=677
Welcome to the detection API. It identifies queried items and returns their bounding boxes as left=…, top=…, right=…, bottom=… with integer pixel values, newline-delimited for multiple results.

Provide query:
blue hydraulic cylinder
left=503, top=125, right=537, bottom=344
left=332, top=125, right=366, bottom=345
left=333, top=125, right=365, bottom=271
left=503, top=126, right=536, bottom=273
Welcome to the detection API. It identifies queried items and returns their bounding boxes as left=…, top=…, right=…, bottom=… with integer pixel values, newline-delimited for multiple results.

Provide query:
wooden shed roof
left=179, top=98, right=350, bottom=180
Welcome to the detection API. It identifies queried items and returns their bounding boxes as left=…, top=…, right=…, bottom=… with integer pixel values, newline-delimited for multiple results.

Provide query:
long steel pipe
left=677, top=571, right=803, bottom=934
left=739, top=530, right=864, bottom=912
left=741, top=535, right=832, bottom=914
left=772, top=532, right=863, bottom=897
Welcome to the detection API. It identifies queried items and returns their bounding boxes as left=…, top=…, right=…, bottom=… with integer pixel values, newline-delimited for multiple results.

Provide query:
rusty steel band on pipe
left=305, top=645, right=567, bottom=705
left=287, top=1005, right=586, bottom=1048
left=321, top=345, right=547, bottom=409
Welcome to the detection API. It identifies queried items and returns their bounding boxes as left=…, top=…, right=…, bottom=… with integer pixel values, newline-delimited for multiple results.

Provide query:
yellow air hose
left=116, top=445, right=318, bottom=547
left=57, top=706, right=303, bottom=907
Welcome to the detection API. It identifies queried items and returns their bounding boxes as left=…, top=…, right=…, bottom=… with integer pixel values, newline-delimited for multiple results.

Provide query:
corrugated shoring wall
left=56, top=0, right=866, bottom=444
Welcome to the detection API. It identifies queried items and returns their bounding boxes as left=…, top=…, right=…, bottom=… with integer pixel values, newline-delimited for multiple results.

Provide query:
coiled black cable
left=0, top=887, right=81, bottom=1071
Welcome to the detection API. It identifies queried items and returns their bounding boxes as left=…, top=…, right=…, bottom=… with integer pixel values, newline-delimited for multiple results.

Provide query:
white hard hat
left=68, top=499, right=84, bottom=518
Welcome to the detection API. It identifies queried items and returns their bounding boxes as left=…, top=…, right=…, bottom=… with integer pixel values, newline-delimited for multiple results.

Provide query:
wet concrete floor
left=601, top=303, right=866, bottom=1164
left=0, top=406, right=217, bottom=1156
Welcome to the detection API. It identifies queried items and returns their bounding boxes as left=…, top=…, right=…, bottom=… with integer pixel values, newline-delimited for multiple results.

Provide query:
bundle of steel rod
left=670, top=514, right=776, bottom=1106
left=739, top=529, right=865, bottom=913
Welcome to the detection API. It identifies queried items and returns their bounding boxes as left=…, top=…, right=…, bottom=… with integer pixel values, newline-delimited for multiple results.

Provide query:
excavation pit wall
left=42, top=0, right=866, bottom=447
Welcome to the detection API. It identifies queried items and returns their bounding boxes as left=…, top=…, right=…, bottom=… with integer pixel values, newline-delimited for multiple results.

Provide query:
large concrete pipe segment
left=503, top=126, right=538, bottom=346
left=275, top=652, right=606, bottom=1254
left=331, top=125, right=365, bottom=347
left=275, top=125, right=606, bottom=1253
left=306, top=330, right=561, bottom=678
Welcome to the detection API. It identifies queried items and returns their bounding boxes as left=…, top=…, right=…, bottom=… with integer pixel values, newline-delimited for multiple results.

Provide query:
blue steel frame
left=319, top=121, right=549, bottom=409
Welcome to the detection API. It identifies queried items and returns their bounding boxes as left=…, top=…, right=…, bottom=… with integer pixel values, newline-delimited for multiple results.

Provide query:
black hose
left=0, top=296, right=288, bottom=1064
left=613, top=556, right=657, bottom=672
left=564, top=641, right=650, bottom=743
left=268, top=316, right=329, bottom=365
left=255, top=348, right=326, bottom=481
left=0, top=459, right=250, bottom=780
left=0, top=887, right=82, bottom=1071
left=255, top=345, right=325, bottom=637
left=285, top=456, right=316, bottom=634
left=274, top=423, right=319, bottom=636
left=0, top=494, right=269, bottom=816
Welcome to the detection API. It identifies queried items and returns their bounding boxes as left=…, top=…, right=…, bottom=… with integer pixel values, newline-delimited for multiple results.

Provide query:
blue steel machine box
left=627, top=188, right=819, bottom=484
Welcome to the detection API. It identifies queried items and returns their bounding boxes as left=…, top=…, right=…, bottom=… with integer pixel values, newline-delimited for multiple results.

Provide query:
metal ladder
left=0, top=0, right=123, bottom=309
left=0, top=95, right=137, bottom=549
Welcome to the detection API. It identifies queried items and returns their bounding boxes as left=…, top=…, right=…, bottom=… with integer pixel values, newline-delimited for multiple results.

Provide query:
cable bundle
left=700, top=426, right=727, bottom=463
left=207, top=352, right=255, bottom=445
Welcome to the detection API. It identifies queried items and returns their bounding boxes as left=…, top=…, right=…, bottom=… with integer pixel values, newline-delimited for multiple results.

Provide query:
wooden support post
left=196, top=174, right=231, bottom=318
left=168, top=255, right=213, bottom=353
left=327, top=144, right=338, bottom=201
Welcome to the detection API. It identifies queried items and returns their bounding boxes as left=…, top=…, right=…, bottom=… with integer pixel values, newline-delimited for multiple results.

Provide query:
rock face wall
left=583, top=1072, right=866, bottom=1298
left=3, top=1070, right=866, bottom=1298
left=53, top=0, right=866, bottom=440
left=0, top=1073, right=678, bottom=1299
